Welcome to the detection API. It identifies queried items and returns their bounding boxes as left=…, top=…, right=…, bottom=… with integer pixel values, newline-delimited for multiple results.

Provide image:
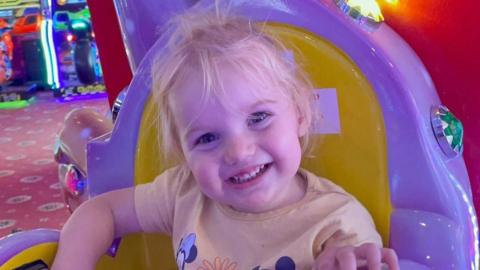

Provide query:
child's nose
left=223, top=137, right=256, bottom=165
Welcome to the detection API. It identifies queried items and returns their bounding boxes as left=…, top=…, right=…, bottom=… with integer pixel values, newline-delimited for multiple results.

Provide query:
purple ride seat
left=0, top=1, right=477, bottom=269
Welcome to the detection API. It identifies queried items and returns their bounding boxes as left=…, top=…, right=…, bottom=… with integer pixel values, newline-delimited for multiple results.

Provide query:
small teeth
left=231, top=164, right=266, bottom=184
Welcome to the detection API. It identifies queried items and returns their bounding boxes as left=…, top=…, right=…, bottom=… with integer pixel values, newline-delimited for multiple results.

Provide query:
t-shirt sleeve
left=134, top=166, right=186, bottom=235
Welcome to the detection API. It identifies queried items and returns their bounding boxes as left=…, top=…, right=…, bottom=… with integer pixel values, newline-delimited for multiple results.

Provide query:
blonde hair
left=151, top=7, right=315, bottom=162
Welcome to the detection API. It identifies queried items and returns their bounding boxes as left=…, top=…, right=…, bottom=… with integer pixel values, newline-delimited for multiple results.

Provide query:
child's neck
left=273, top=172, right=308, bottom=210
left=231, top=172, right=307, bottom=214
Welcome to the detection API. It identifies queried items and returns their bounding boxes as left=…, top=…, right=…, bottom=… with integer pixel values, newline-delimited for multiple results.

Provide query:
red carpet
left=0, top=92, right=109, bottom=237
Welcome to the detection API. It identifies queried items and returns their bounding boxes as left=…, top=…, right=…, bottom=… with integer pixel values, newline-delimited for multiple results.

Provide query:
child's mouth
left=228, top=163, right=270, bottom=185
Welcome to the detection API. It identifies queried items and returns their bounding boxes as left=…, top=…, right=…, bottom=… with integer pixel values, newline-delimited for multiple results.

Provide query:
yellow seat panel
left=0, top=243, right=57, bottom=270
left=268, top=24, right=391, bottom=244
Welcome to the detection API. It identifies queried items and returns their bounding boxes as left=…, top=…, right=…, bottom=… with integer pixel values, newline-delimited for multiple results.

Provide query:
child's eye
left=247, top=111, right=272, bottom=126
left=195, top=133, right=218, bottom=145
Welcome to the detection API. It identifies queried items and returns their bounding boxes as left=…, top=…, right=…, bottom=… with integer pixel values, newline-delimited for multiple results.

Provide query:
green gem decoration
left=431, top=105, right=464, bottom=157
left=439, top=109, right=463, bottom=152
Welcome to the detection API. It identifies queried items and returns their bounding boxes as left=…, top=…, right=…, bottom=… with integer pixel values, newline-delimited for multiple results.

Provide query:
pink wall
left=86, top=0, right=133, bottom=107
left=381, top=0, right=480, bottom=216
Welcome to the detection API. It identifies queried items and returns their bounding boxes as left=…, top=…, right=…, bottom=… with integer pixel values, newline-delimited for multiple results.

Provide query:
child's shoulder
left=299, top=168, right=352, bottom=198
left=158, top=164, right=191, bottom=180
left=144, top=164, right=196, bottom=191
left=298, top=168, right=374, bottom=224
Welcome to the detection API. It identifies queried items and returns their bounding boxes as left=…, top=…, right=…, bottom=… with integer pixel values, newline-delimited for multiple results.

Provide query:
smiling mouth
left=228, top=163, right=271, bottom=184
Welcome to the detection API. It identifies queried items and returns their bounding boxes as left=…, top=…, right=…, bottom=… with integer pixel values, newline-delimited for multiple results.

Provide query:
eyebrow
left=249, top=99, right=277, bottom=109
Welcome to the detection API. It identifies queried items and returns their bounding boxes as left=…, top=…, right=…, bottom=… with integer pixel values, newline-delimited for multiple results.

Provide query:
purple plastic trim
left=391, top=209, right=461, bottom=267
left=85, top=56, right=154, bottom=197
left=106, top=238, right=122, bottom=257
left=0, top=229, right=60, bottom=265
left=113, top=0, right=192, bottom=71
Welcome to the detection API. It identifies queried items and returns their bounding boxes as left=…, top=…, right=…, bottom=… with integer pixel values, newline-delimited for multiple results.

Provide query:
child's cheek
left=189, top=154, right=220, bottom=187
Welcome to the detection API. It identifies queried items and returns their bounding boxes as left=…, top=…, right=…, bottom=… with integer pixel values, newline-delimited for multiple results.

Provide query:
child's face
left=171, top=66, right=307, bottom=213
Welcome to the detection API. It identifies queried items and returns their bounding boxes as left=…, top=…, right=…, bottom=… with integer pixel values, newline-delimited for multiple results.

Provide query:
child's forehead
left=173, top=78, right=283, bottom=114
left=177, top=78, right=290, bottom=111
left=172, top=64, right=288, bottom=105
left=170, top=70, right=290, bottom=126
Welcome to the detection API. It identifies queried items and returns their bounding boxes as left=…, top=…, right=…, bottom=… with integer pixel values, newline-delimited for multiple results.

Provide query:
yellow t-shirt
left=135, top=166, right=381, bottom=270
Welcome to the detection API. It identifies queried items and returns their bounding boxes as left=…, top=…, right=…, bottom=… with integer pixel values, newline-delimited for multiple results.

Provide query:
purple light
left=56, top=92, right=107, bottom=103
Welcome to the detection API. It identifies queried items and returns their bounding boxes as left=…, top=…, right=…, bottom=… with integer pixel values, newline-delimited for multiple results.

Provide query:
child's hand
left=313, top=243, right=399, bottom=270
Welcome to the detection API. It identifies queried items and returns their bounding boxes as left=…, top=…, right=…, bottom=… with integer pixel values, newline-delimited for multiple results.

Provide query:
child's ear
left=298, top=114, right=309, bottom=137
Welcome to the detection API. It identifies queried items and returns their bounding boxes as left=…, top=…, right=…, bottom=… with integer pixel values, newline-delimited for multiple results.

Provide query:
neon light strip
left=0, top=4, right=39, bottom=11
left=57, top=92, right=107, bottom=103
left=40, top=19, right=54, bottom=86
left=46, top=0, right=59, bottom=88
left=0, top=98, right=34, bottom=110
left=40, top=17, right=59, bottom=89
left=47, top=19, right=60, bottom=88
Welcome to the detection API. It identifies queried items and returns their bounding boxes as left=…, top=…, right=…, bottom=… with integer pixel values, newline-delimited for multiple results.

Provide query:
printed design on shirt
left=252, top=256, right=296, bottom=270
left=197, top=256, right=238, bottom=270
left=176, top=233, right=198, bottom=270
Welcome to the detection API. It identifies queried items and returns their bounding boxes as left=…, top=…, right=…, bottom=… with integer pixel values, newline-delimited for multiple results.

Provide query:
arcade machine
left=0, top=18, right=13, bottom=85
left=48, top=0, right=105, bottom=101
left=0, top=17, right=16, bottom=108
left=0, top=3, right=45, bottom=109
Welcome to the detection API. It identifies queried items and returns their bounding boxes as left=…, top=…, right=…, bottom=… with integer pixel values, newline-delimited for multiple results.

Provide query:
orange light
left=383, top=0, right=399, bottom=5
left=66, top=34, right=74, bottom=42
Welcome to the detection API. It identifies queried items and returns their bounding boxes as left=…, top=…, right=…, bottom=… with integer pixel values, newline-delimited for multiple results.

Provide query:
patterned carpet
left=0, top=91, right=109, bottom=237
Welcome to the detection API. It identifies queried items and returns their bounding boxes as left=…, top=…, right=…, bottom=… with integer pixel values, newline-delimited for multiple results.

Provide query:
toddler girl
left=52, top=6, right=398, bottom=270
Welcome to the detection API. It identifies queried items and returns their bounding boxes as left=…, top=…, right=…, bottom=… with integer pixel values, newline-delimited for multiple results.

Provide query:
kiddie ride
left=52, top=6, right=105, bottom=100
left=0, top=1, right=477, bottom=270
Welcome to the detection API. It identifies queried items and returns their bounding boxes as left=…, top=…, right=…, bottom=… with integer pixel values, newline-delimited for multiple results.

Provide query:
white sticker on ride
left=312, top=88, right=340, bottom=134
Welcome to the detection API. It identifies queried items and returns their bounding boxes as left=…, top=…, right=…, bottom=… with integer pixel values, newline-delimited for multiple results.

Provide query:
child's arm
left=51, top=187, right=141, bottom=270
left=313, top=243, right=399, bottom=270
